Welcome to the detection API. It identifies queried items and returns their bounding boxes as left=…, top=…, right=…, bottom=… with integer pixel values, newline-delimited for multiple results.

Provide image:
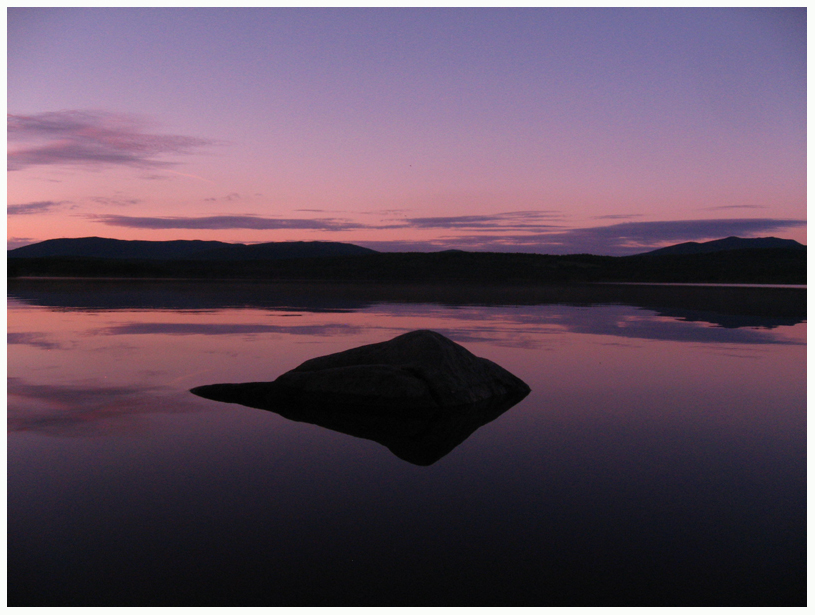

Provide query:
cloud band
left=8, top=110, right=216, bottom=171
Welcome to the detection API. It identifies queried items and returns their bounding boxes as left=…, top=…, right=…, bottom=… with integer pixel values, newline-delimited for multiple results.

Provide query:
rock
left=190, top=330, right=531, bottom=464
left=280, top=328, right=530, bottom=407
left=195, top=330, right=530, bottom=410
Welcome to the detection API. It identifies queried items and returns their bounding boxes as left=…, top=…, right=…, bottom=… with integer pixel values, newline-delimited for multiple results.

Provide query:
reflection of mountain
left=648, top=307, right=801, bottom=329
left=8, top=279, right=374, bottom=312
left=547, top=306, right=803, bottom=345
left=9, top=279, right=805, bottom=330
left=192, top=383, right=528, bottom=466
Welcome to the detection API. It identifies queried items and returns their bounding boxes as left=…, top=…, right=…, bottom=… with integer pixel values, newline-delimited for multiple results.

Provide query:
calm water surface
left=7, top=280, right=806, bottom=606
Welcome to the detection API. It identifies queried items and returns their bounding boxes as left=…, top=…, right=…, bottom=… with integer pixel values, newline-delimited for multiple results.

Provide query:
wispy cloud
left=533, top=218, right=807, bottom=254
left=7, top=237, right=35, bottom=250
left=88, top=208, right=805, bottom=255
left=355, top=239, right=459, bottom=253
left=89, top=196, right=141, bottom=207
left=91, top=210, right=562, bottom=233
left=398, top=210, right=562, bottom=231
left=359, top=208, right=412, bottom=215
left=8, top=110, right=216, bottom=171
left=93, top=214, right=367, bottom=231
left=7, top=200, right=67, bottom=215
left=702, top=204, right=767, bottom=211
left=362, top=218, right=806, bottom=255
left=593, top=213, right=644, bottom=220
left=204, top=192, right=245, bottom=202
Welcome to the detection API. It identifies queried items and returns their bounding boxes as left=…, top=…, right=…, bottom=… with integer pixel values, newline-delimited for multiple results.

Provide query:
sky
left=7, top=7, right=807, bottom=255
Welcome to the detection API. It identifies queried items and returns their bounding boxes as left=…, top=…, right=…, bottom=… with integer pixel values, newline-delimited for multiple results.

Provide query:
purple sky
left=7, top=8, right=806, bottom=254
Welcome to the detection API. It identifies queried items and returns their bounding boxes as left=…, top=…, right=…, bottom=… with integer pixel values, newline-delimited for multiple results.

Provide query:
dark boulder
left=191, top=330, right=531, bottom=464
left=277, top=329, right=529, bottom=406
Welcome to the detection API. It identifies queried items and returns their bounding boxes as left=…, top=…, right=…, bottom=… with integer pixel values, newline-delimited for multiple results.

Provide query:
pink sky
left=7, top=8, right=806, bottom=255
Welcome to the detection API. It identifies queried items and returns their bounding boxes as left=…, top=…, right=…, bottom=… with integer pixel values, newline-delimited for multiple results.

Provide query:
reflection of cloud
left=487, top=305, right=802, bottom=345
left=99, top=320, right=549, bottom=350
left=365, top=305, right=802, bottom=347
left=7, top=332, right=64, bottom=350
left=7, top=377, right=201, bottom=437
left=8, top=200, right=67, bottom=215
left=551, top=306, right=804, bottom=345
left=430, top=327, right=548, bottom=350
left=8, top=110, right=215, bottom=171
left=99, top=323, right=363, bottom=336
left=93, top=214, right=366, bottom=231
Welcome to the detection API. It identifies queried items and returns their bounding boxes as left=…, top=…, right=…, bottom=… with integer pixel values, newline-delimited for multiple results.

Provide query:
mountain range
left=7, top=236, right=806, bottom=285
left=641, top=236, right=805, bottom=256
left=7, top=235, right=805, bottom=260
left=7, top=237, right=377, bottom=260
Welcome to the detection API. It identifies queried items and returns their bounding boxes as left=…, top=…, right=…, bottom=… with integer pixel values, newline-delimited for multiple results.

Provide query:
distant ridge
left=7, top=235, right=806, bottom=285
left=7, top=237, right=378, bottom=260
left=641, top=236, right=805, bottom=256
left=7, top=246, right=806, bottom=285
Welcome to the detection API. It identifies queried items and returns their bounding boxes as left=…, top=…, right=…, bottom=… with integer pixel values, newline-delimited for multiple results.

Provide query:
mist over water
left=7, top=280, right=805, bottom=606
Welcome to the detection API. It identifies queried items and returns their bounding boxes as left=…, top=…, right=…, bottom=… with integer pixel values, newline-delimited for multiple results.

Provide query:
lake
left=7, top=279, right=806, bottom=606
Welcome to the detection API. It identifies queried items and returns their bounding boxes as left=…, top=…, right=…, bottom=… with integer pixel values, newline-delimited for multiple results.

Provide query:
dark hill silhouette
left=7, top=237, right=377, bottom=260
left=641, top=236, right=805, bottom=256
left=8, top=237, right=226, bottom=260
left=6, top=237, right=806, bottom=285
left=191, top=241, right=378, bottom=260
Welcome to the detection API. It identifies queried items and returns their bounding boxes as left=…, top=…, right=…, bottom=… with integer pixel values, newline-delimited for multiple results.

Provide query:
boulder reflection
left=191, top=383, right=529, bottom=466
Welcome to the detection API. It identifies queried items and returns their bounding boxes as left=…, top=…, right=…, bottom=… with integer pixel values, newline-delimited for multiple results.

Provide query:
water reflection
left=8, top=279, right=806, bottom=326
left=7, top=377, right=203, bottom=437
left=193, top=384, right=528, bottom=466
left=9, top=280, right=804, bottom=349
left=507, top=306, right=804, bottom=345
left=99, top=322, right=363, bottom=337
left=8, top=280, right=805, bottom=605
left=89, top=308, right=802, bottom=347
left=8, top=332, right=66, bottom=350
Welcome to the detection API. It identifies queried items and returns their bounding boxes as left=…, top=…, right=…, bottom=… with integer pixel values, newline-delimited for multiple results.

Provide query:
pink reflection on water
left=8, top=293, right=805, bottom=448
left=7, top=284, right=806, bottom=606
